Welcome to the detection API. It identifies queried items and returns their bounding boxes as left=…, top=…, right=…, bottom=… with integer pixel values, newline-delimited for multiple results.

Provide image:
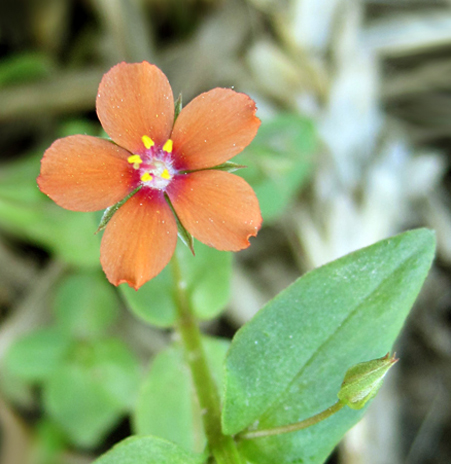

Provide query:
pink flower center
left=128, top=136, right=176, bottom=190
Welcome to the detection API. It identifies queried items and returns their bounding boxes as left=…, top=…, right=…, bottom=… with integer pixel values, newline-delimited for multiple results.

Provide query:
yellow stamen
left=128, top=155, right=143, bottom=165
left=142, top=135, right=155, bottom=149
left=163, top=139, right=173, bottom=153
left=141, top=172, right=153, bottom=182
left=161, top=169, right=171, bottom=180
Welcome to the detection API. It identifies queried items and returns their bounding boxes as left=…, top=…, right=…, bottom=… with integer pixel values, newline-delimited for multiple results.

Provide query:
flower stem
left=238, top=401, right=345, bottom=440
left=171, top=253, right=243, bottom=464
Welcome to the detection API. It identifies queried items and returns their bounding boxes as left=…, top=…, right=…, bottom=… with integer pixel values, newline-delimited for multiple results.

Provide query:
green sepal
left=165, top=193, right=195, bottom=255
left=174, top=93, right=183, bottom=123
left=337, top=353, right=398, bottom=410
left=211, top=161, right=247, bottom=173
left=176, top=216, right=195, bottom=256
left=96, top=186, right=142, bottom=234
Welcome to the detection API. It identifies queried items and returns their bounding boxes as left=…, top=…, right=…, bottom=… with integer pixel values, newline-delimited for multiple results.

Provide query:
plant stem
left=239, top=401, right=345, bottom=440
left=171, top=253, right=243, bottom=464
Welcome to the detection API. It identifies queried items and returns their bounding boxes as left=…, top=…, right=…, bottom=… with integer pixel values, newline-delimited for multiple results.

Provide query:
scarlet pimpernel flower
left=38, top=62, right=262, bottom=289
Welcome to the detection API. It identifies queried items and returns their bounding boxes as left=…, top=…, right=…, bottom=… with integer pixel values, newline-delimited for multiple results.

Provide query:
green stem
left=171, top=253, right=243, bottom=464
left=239, top=401, right=345, bottom=440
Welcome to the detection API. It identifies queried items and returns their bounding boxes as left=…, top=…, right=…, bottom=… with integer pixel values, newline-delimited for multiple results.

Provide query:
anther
left=128, top=155, right=143, bottom=169
left=128, top=154, right=143, bottom=165
left=162, top=139, right=173, bottom=153
left=141, top=172, right=153, bottom=182
left=161, top=169, right=171, bottom=180
left=142, top=135, right=155, bottom=150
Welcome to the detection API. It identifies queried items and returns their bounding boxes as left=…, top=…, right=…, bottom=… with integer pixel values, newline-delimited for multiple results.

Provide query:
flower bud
left=337, top=353, right=398, bottom=410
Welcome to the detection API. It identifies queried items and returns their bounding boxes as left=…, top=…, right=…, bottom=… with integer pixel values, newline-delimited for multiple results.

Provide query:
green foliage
left=43, top=339, right=141, bottom=449
left=4, top=328, right=71, bottom=382
left=54, top=272, right=119, bottom=338
left=133, top=337, right=229, bottom=453
left=0, top=1, right=438, bottom=462
left=33, top=419, right=68, bottom=464
left=222, top=229, right=435, bottom=464
left=3, top=271, right=141, bottom=450
left=94, top=436, right=205, bottom=464
left=0, top=52, right=53, bottom=87
left=5, top=332, right=141, bottom=449
left=121, top=241, right=232, bottom=326
left=235, top=113, right=316, bottom=222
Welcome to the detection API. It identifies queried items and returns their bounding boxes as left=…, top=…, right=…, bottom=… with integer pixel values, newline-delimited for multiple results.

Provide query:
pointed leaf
left=222, top=229, right=435, bottom=464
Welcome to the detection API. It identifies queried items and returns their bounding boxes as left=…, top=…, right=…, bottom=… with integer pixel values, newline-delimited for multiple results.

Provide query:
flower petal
left=167, top=170, right=261, bottom=251
left=171, top=88, right=260, bottom=171
left=100, top=189, right=177, bottom=289
left=37, top=135, right=135, bottom=212
left=96, top=62, right=174, bottom=154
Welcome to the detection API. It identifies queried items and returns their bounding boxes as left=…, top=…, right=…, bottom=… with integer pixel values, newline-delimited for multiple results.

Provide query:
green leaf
left=54, top=272, right=119, bottom=339
left=0, top=152, right=48, bottom=204
left=222, top=229, right=435, bottom=464
left=120, top=264, right=175, bottom=327
left=94, top=436, right=205, bottom=464
left=184, top=244, right=232, bottom=320
left=0, top=368, right=34, bottom=407
left=121, top=241, right=232, bottom=326
left=87, top=338, right=141, bottom=410
left=133, top=346, right=202, bottom=452
left=43, top=338, right=141, bottom=449
left=133, top=337, right=230, bottom=453
left=43, top=362, right=122, bottom=449
left=0, top=196, right=100, bottom=267
left=0, top=52, right=53, bottom=87
left=4, top=328, right=71, bottom=382
left=33, top=419, right=67, bottom=464
left=235, top=113, right=316, bottom=222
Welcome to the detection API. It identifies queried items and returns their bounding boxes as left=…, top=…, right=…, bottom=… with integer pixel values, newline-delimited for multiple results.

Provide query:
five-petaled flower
left=38, top=62, right=262, bottom=289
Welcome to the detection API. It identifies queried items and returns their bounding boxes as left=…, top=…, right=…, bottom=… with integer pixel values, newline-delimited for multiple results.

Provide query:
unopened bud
left=337, top=353, right=398, bottom=410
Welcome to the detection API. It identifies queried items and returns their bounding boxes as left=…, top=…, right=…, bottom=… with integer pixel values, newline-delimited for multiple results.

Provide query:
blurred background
left=1, top=0, right=451, bottom=463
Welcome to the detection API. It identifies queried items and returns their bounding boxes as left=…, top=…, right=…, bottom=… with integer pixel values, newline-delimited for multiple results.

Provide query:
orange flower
left=38, top=62, right=262, bottom=289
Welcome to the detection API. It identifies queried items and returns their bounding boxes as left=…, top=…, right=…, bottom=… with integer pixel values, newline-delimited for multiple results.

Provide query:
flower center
left=127, top=136, right=175, bottom=190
